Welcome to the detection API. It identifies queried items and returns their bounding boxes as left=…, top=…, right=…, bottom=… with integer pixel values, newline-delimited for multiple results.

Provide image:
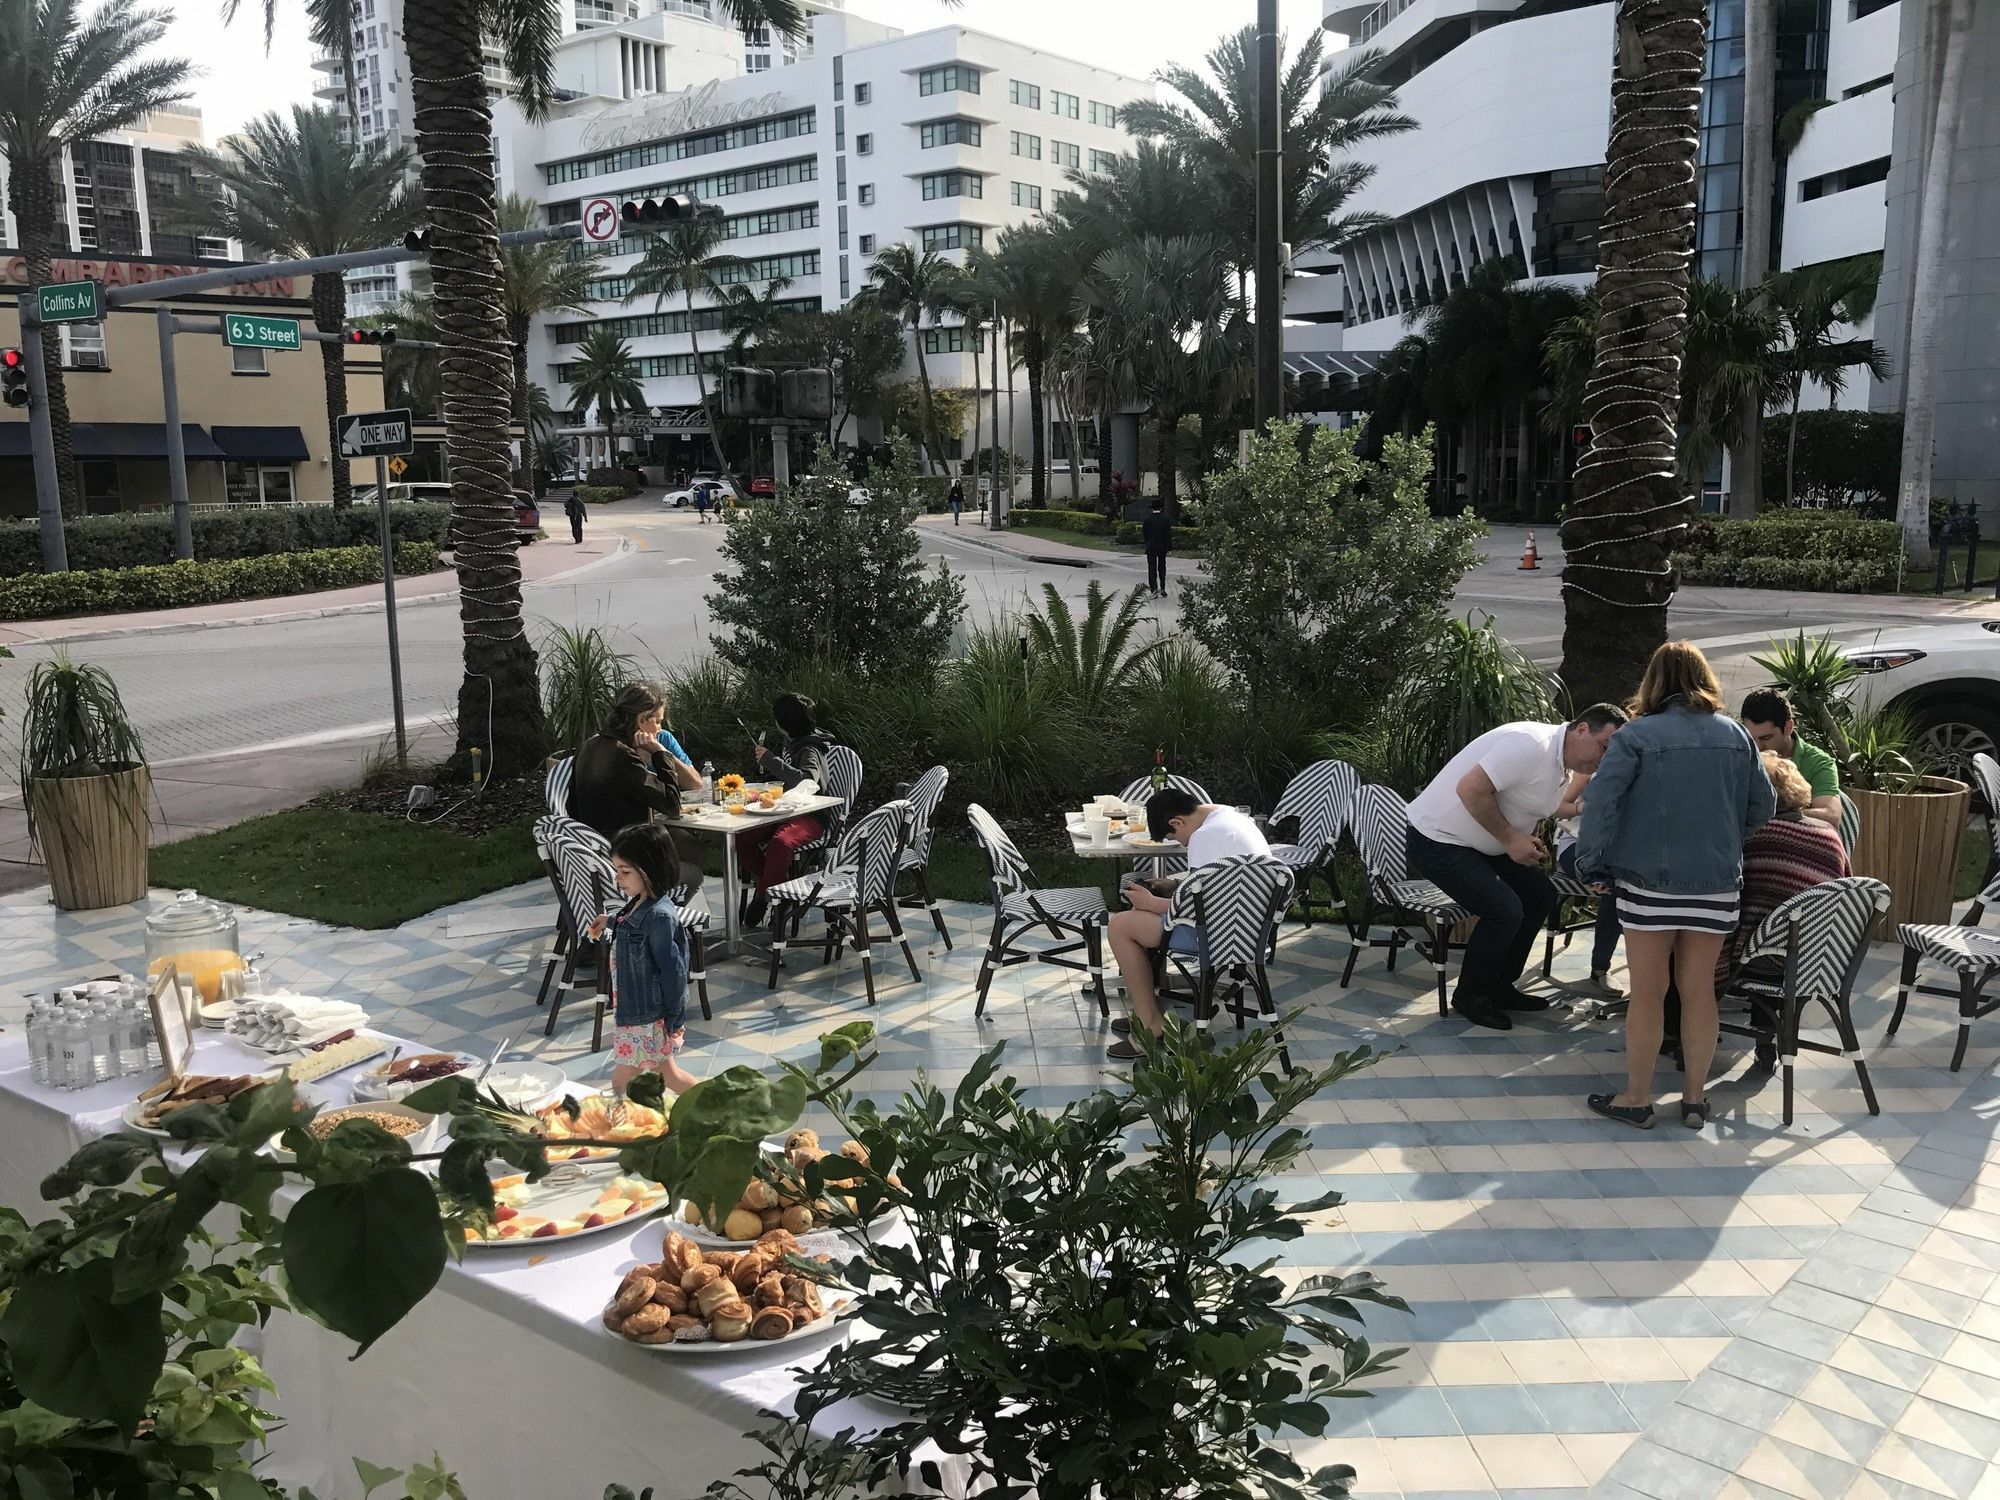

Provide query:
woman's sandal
left=1587, top=1092, right=1655, bottom=1130
left=1681, top=1098, right=1710, bottom=1130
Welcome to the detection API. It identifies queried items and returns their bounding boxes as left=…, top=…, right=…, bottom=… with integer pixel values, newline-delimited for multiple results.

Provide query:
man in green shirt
left=1741, top=689, right=1842, bottom=829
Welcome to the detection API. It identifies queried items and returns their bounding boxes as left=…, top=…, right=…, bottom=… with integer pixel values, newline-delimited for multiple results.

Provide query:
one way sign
left=337, top=408, right=414, bottom=458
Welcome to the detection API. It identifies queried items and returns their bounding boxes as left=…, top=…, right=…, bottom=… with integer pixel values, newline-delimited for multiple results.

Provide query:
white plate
left=1122, top=833, right=1178, bottom=848
left=607, top=1301, right=854, bottom=1355
left=465, top=1171, right=669, bottom=1249
left=122, top=1079, right=320, bottom=1138
left=270, top=1100, right=441, bottom=1160
left=480, top=1060, right=569, bottom=1112
left=350, top=1053, right=480, bottom=1102
left=672, top=1202, right=899, bottom=1251
left=198, top=1001, right=236, bottom=1029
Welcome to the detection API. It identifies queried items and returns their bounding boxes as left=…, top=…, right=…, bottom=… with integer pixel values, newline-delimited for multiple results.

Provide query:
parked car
left=1842, top=620, right=2000, bottom=783
left=750, top=475, right=777, bottom=498
left=510, top=490, right=541, bottom=544
left=664, top=476, right=741, bottom=508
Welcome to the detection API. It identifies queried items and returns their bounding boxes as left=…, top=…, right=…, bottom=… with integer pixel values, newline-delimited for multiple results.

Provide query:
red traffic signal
left=1, top=347, right=26, bottom=408
left=1571, top=424, right=1590, bottom=448
left=1, top=348, right=21, bottom=369
left=345, top=328, right=396, bottom=346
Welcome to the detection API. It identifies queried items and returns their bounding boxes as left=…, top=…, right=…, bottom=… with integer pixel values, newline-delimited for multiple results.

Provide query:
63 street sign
left=34, top=280, right=102, bottom=324
left=337, top=408, right=414, bottom=458
left=224, top=313, right=301, bottom=351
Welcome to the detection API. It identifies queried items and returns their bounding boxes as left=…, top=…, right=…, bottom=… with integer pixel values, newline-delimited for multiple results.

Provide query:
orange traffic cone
left=1518, top=531, right=1541, bottom=571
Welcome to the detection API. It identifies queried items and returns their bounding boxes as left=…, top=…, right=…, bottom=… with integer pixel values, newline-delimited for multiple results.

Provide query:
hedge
left=1027, top=509, right=1115, bottom=537
left=570, top=485, right=628, bottom=507
left=0, top=543, right=444, bottom=621
left=0, top=504, right=452, bottom=579
left=1115, top=521, right=1205, bottom=551
left=1671, top=511, right=1903, bottom=593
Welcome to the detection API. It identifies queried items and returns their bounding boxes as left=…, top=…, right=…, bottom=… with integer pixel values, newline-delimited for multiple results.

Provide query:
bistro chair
left=545, top=755, right=574, bottom=820
left=1263, top=758, right=1360, bottom=931
left=893, top=764, right=953, bottom=949
left=1891, top=871, right=2000, bottom=1072
left=1838, top=791, right=1861, bottom=856
left=1715, top=875, right=1889, bottom=1125
left=1542, top=868, right=1608, bottom=990
left=766, top=800, right=918, bottom=1006
left=786, top=743, right=865, bottom=868
left=1340, top=784, right=1469, bottom=1017
left=1161, top=855, right=1298, bottom=1072
left=966, top=803, right=1110, bottom=1018
left=1972, top=751, right=2000, bottom=889
left=531, top=813, right=585, bottom=1014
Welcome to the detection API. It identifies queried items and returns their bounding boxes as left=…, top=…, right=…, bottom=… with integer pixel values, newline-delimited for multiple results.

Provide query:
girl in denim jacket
left=588, top=823, right=696, bottom=1097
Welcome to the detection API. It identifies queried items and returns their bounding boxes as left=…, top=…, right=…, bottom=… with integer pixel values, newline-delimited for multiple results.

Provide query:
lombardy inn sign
left=2, top=253, right=297, bottom=298
left=578, top=81, right=789, bottom=151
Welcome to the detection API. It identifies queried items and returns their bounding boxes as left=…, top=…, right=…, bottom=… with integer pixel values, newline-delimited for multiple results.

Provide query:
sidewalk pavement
left=0, top=722, right=455, bottom=896
left=0, top=531, right=627, bottom=649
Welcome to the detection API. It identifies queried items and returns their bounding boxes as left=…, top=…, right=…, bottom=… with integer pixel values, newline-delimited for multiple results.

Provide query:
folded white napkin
left=225, top=994, right=369, bottom=1051
left=774, top=777, right=819, bottom=811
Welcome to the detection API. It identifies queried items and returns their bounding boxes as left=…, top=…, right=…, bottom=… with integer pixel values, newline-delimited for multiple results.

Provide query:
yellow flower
left=717, top=773, right=747, bottom=794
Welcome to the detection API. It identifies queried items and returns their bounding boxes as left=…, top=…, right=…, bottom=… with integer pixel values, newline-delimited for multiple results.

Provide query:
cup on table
left=1083, top=815, right=1111, bottom=846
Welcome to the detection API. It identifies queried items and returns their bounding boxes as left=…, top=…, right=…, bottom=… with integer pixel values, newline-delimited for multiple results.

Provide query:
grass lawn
left=1955, top=822, right=1993, bottom=900
left=1003, top=524, right=1115, bottom=552
left=152, top=809, right=542, bottom=930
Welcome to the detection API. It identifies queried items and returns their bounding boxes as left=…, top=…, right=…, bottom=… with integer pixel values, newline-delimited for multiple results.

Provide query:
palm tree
left=718, top=275, right=796, bottom=364
left=1083, top=235, right=1245, bottom=514
left=500, top=192, right=598, bottom=488
left=378, top=292, right=441, bottom=417
left=858, top=241, right=962, bottom=475
left=1557, top=0, right=1711, bottom=707
left=0, top=0, right=193, bottom=518
left=1766, top=254, right=1888, bottom=505
left=966, top=225, right=1073, bottom=503
left=1120, top=27, right=1414, bottom=279
left=624, top=216, right=743, bottom=473
left=176, top=106, right=412, bottom=509
left=566, top=327, right=644, bottom=465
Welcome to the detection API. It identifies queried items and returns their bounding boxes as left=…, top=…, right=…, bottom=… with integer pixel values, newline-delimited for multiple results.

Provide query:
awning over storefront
left=0, top=423, right=225, bottom=460
left=211, top=426, right=310, bottom=462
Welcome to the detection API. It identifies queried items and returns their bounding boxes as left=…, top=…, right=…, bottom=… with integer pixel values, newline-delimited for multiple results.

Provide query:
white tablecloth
left=0, top=1036, right=945, bottom=1496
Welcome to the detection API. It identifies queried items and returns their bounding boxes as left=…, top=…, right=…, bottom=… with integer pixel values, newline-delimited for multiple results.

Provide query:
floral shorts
left=612, top=1020, right=685, bottom=1069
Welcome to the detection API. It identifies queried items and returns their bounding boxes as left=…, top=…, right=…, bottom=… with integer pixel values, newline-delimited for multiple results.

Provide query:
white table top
left=1063, top=819, right=1183, bottom=861
left=669, top=794, right=844, bottom=836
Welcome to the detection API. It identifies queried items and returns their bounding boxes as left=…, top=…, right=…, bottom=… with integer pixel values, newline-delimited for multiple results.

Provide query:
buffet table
left=0, top=1036, right=952, bottom=1497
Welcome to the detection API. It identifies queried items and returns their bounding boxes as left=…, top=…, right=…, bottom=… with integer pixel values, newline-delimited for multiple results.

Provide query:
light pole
left=1252, top=0, right=1284, bottom=433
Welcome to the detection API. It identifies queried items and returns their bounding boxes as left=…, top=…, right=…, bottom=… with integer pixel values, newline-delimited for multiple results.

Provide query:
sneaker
left=1569, top=972, right=1625, bottom=1002
left=1452, top=998, right=1513, bottom=1030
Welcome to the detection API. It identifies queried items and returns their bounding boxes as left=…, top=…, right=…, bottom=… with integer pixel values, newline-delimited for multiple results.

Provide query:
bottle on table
left=117, top=985, right=148, bottom=1076
left=1149, top=747, right=1168, bottom=795
left=702, top=760, right=716, bottom=805
left=87, top=999, right=118, bottom=1082
left=56, top=1005, right=89, bottom=1090
left=26, top=998, right=51, bottom=1086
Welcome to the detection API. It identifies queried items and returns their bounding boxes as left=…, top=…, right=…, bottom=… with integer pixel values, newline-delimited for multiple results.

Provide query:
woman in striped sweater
left=1716, top=752, right=1851, bottom=995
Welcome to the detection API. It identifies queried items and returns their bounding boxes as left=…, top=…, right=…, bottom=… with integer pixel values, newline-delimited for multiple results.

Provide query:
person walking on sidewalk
left=695, top=484, right=712, bottom=524
left=948, top=480, right=964, bottom=526
left=1141, top=499, right=1173, bottom=597
left=1405, top=704, right=1630, bottom=1029
left=564, top=490, right=588, bottom=545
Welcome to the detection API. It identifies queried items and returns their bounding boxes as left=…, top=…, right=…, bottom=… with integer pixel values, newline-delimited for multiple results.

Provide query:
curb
left=0, top=535, right=634, bottom=647
left=923, top=525, right=1111, bottom=570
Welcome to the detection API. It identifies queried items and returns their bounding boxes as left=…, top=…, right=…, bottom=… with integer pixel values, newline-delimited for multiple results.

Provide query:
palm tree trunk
left=970, top=338, right=983, bottom=484
left=684, top=293, right=729, bottom=475
left=8, top=162, right=81, bottom=518
left=1157, top=415, right=1178, bottom=517
left=1027, top=340, right=1047, bottom=504
left=403, top=0, right=545, bottom=774
left=1786, top=386, right=1804, bottom=504
left=1733, top=0, right=1776, bottom=516
left=1516, top=400, right=1532, bottom=515
left=1095, top=383, right=1114, bottom=516
left=1059, top=377, right=1081, bottom=506
left=312, top=272, right=353, bottom=509
left=1894, top=0, right=1974, bottom=568
left=1558, top=0, right=1709, bottom=706
left=911, top=329, right=944, bottom=477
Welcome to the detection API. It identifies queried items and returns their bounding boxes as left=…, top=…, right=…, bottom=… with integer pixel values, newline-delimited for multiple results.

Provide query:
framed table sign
left=148, top=968, right=195, bottom=1080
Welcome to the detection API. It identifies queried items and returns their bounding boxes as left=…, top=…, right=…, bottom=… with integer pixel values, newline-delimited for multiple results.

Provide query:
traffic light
left=1571, top=424, right=1591, bottom=449
left=345, top=328, right=397, bottom=346
left=1, top=348, right=26, bottom=409
left=403, top=228, right=432, bottom=253
left=780, top=368, right=833, bottom=422
left=723, top=366, right=776, bottom=419
left=621, top=194, right=723, bottom=226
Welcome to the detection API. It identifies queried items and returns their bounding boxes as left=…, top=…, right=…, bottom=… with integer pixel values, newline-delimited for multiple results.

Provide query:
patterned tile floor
left=5, top=882, right=2000, bottom=1500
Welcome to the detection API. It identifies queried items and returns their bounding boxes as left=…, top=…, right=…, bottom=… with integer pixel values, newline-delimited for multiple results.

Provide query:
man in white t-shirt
left=1105, top=787, right=1269, bottom=1061
left=1404, top=705, right=1628, bottom=1030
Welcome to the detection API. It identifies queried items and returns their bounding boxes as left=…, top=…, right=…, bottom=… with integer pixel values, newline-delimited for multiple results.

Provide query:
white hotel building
left=463, top=11, right=1154, bottom=470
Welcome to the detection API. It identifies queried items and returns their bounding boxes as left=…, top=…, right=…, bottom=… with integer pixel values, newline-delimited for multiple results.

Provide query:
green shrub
left=0, top=504, right=452, bottom=579
left=1760, top=410, right=1903, bottom=510
left=0, top=543, right=442, bottom=621
left=1675, top=555, right=1899, bottom=592
left=571, top=485, right=628, bottom=507
left=1034, top=509, right=1114, bottom=537
left=1114, top=521, right=1204, bottom=550
left=585, top=465, right=641, bottom=493
left=1672, top=512, right=1903, bottom=592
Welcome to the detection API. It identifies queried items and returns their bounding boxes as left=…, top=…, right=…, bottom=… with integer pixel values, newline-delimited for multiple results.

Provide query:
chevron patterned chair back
left=1974, top=752, right=2000, bottom=879
left=793, top=744, right=865, bottom=861
left=965, top=802, right=1110, bottom=1018
left=1720, top=874, right=1889, bottom=1124
left=1891, top=868, right=2000, bottom=1074
left=536, top=815, right=614, bottom=1049
left=1349, top=784, right=1414, bottom=887
left=1163, top=854, right=1298, bottom=1070
left=1271, top=759, right=1360, bottom=860
left=1117, top=772, right=1213, bottom=805
left=545, top=756, right=574, bottom=820
left=764, top=799, right=919, bottom=1006
left=967, top=802, right=1035, bottom=899
left=1340, top=783, right=1469, bottom=1016
left=1838, top=791, right=1861, bottom=855
left=895, top=765, right=955, bottom=949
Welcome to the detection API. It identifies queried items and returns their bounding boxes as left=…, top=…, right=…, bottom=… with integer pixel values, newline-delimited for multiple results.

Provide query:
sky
left=165, top=0, right=1334, bottom=139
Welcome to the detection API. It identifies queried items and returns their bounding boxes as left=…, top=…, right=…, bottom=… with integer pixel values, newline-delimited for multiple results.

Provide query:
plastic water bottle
left=117, top=991, right=147, bottom=1076
left=26, top=999, right=51, bottom=1086
left=56, top=1006, right=89, bottom=1090
left=87, top=1000, right=118, bottom=1082
left=702, top=760, right=717, bottom=805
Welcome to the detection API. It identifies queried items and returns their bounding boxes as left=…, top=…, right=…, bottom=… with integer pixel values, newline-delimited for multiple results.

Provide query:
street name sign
left=337, top=408, right=415, bottom=458
left=35, top=281, right=102, bottom=324
left=224, top=313, right=301, bottom=351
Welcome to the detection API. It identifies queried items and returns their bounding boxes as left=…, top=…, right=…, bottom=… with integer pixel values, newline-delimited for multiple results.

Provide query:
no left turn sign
left=582, top=198, right=619, bottom=242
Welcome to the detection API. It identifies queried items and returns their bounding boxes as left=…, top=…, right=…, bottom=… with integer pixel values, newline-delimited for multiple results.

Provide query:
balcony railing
left=1357, top=0, right=1419, bottom=41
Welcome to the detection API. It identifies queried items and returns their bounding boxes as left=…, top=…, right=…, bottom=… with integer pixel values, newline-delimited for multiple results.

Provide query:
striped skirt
left=1617, top=880, right=1740, bottom=934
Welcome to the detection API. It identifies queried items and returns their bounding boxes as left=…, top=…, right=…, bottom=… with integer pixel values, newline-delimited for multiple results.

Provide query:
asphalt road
left=0, top=505, right=1980, bottom=768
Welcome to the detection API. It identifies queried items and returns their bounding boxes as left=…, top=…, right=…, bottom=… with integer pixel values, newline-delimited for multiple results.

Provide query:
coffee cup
left=1082, top=815, right=1110, bottom=846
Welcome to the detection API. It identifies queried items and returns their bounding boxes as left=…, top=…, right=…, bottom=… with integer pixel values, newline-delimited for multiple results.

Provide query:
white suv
left=1843, top=620, right=2000, bottom=782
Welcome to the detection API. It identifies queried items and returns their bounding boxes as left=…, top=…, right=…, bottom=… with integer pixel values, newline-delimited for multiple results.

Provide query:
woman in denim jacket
left=588, top=823, right=696, bottom=1096
left=1576, top=642, right=1776, bottom=1129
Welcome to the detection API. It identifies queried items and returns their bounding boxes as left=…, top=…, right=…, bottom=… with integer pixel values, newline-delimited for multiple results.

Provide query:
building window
left=232, top=345, right=268, bottom=375
left=1010, top=130, right=1041, bottom=160
left=922, top=326, right=985, bottom=354
left=1799, top=155, right=1892, bottom=200
left=1051, top=140, right=1079, bottom=170
left=1010, top=181, right=1041, bottom=209
left=1088, top=149, right=1116, bottom=174
left=1088, top=100, right=1118, bottom=128
left=921, top=171, right=982, bottom=200
left=858, top=183, right=874, bottom=205
left=859, top=233, right=875, bottom=254
left=921, top=119, right=981, bottom=148
left=920, top=223, right=982, bottom=251
left=854, top=81, right=871, bottom=104
left=838, top=202, right=848, bottom=247
left=839, top=253, right=850, bottom=300
left=542, top=108, right=816, bottom=185
left=1050, top=90, right=1080, bottom=119
left=81, top=461, right=120, bottom=516
left=60, top=322, right=107, bottom=370
left=1010, top=79, right=1040, bottom=109
left=856, top=132, right=872, bottom=154
left=746, top=54, right=770, bottom=72
left=836, top=154, right=846, bottom=199
left=918, top=64, right=980, bottom=96
left=832, top=52, right=842, bottom=99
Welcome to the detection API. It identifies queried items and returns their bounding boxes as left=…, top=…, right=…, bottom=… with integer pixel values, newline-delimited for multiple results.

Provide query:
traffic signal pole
left=158, top=309, right=194, bottom=561
left=14, top=323, right=66, bottom=573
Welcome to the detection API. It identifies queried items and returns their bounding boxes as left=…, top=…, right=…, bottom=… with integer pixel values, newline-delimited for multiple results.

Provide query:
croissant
left=682, top=1263, right=722, bottom=1293
left=710, top=1303, right=753, bottom=1342
left=651, top=1282, right=689, bottom=1312
left=613, top=1276, right=658, bottom=1315
left=706, top=1251, right=740, bottom=1276
left=620, top=1303, right=672, bottom=1336
left=752, top=1273, right=787, bottom=1308
left=694, top=1280, right=742, bottom=1318
left=751, top=1305, right=794, bottom=1340
left=601, top=1304, right=626, bottom=1331
left=756, top=1228, right=801, bottom=1255
left=658, top=1232, right=702, bottom=1282
left=729, top=1252, right=772, bottom=1292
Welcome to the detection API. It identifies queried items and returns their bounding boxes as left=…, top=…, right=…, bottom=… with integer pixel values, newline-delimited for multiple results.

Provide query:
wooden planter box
left=1850, top=775, right=1971, bottom=939
left=29, top=764, right=151, bottom=911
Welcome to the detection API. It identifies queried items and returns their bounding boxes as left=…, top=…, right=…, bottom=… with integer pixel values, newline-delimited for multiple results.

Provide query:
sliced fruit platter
left=601, top=1228, right=850, bottom=1353
left=465, top=1172, right=669, bottom=1247
left=531, top=1094, right=667, bottom=1164
left=676, top=1128, right=900, bottom=1247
